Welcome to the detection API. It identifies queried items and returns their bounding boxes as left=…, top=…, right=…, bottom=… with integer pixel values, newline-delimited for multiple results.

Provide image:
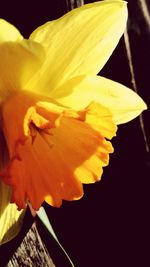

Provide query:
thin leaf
left=37, top=206, right=75, bottom=267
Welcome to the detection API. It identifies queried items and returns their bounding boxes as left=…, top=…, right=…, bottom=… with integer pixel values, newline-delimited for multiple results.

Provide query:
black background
left=0, top=1, right=150, bottom=266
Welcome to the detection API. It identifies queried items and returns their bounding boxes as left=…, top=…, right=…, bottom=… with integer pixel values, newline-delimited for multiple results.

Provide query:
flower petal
left=0, top=131, right=25, bottom=244
left=1, top=91, right=116, bottom=210
left=0, top=19, right=23, bottom=43
left=28, top=0, right=127, bottom=93
left=0, top=181, right=25, bottom=244
left=0, top=39, right=45, bottom=103
left=52, top=75, right=147, bottom=125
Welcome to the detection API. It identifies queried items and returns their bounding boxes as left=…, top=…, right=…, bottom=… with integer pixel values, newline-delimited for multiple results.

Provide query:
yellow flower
left=0, top=0, right=147, bottom=243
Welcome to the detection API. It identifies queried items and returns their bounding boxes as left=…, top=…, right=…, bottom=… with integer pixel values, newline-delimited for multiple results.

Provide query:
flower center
left=0, top=90, right=116, bottom=210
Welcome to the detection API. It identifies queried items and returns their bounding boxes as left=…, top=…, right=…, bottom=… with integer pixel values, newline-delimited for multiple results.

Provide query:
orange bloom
left=1, top=91, right=116, bottom=210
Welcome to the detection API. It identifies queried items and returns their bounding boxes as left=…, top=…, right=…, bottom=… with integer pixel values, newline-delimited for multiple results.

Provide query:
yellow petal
left=0, top=19, right=23, bottom=42
left=27, top=0, right=127, bottom=93
left=0, top=181, right=25, bottom=244
left=0, top=39, right=45, bottom=103
left=52, top=75, right=147, bottom=125
left=0, top=131, right=24, bottom=244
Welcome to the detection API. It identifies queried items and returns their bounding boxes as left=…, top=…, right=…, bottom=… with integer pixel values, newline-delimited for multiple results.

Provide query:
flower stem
left=124, top=29, right=149, bottom=153
left=66, top=0, right=84, bottom=11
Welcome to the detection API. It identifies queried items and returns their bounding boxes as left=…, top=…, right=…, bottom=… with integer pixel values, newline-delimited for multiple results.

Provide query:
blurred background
left=0, top=0, right=149, bottom=266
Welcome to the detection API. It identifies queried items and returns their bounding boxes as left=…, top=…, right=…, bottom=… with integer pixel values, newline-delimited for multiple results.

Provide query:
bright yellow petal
left=0, top=181, right=25, bottom=244
left=52, top=75, right=147, bottom=125
left=0, top=39, right=45, bottom=103
left=27, top=0, right=127, bottom=93
left=0, top=131, right=24, bottom=244
left=0, top=19, right=23, bottom=42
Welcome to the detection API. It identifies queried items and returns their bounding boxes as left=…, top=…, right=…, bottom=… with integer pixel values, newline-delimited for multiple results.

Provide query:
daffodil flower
left=0, top=0, right=147, bottom=243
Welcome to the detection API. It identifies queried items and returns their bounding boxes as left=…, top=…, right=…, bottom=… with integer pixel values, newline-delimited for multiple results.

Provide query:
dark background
left=0, top=1, right=150, bottom=266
